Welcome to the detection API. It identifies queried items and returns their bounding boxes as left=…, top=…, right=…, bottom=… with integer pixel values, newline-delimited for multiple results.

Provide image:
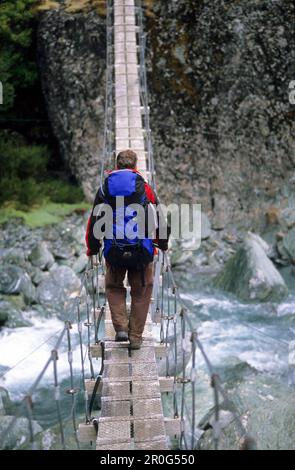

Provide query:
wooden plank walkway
left=94, top=306, right=168, bottom=450
left=80, top=0, right=169, bottom=451
left=114, top=0, right=147, bottom=176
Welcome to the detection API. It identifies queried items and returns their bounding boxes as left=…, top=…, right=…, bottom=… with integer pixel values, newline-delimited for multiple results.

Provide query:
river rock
left=30, top=267, right=44, bottom=286
left=36, top=265, right=81, bottom=308
left=157, top=332, right=192, bottom=377
left=20, top=414, right=89, bottom=450
left=0, top=306, right=8, bottom=327
left=0, top=388, right=13, bottom=416
left=0, top=265, right=36, bottom=305
left=198, top=372, right=295, bottom=450
left=281, top=207, right=295, bottom=230
left=0, top=299, right=31, bottom=328
left=201, top=213, right=211, bottom=240
left=0, top=248, right=26, bottom=268
left=0, top=415, right=42, bottom=449
left=72, top=253, right=88, bottom=274
left=28, top=242, right=54, bottom=270
left=281, top=228, right=295, bottom=262
left=213, top=232, right=288, bottom=302
left=52, top=244, right=76, bottom=260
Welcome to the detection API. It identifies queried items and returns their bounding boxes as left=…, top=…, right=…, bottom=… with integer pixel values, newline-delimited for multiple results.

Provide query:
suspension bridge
left=0, top=0, right=253, bottom=451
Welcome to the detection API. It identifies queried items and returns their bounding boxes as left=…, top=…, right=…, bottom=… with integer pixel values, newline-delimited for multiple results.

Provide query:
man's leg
left=128, top=262, right=154, bottom=343
left=105, top=262, right=128, bottom=334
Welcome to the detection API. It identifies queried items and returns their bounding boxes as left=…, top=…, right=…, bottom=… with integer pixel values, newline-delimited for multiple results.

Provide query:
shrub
left=42, top=179, right=84, bottom=204
left=0, top=134, right=84, bottom=208
left=0, top=0, right=37, bottom=112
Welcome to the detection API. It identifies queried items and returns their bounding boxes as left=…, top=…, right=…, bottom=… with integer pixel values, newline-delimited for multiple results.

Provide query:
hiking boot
left=129, top=338, right=143, bottom=350
left=115, top=331, right=129, bottom=342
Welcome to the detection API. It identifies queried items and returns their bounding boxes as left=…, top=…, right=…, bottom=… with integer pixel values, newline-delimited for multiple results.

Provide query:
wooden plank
left=89, top=342, right=169, bottom=359
left=115, top=139, right=130, bottom=149
left=97, top=419, right=131, bottom=443
left=125, top=5, right=136, bottom=15
left=97, top=441, right=132, bottom=450
left=136, top=439, right=167, bottom=450
left=105, top=322, right=116, bottom=336
left=133, top=398, right=163, bottom=418
left=159, top=376, right=174, bottom=393
left=78, top=418, right=181, bottom=442
left=115, top=26, right=140, bottom=34
left=134, top=418, right=166, bottom=443
left=155, top=343, right=170, bottom=359
left=130, top=139, right=145, bottom=150
left=124, top=16, right=136, bottom=26
left=85, top=378, right=102, bottom=395
left=115, top=117, right=129, bottom=128
left=78, top=423, right=97, bottom=443
left=116, top=128, right=129, bottom=138
left=128, top=95, right=141, bottom=106
left=101, top=399, right=131, bottom=417
left=164, top=418, right=182, bottom=437
left=114, top=0, right=134, bottom=5
left=95, top=0, right=168, bottom=451
left=130, top=128, right=144, bottom=139
left=115, top=43, right=138, bottom=53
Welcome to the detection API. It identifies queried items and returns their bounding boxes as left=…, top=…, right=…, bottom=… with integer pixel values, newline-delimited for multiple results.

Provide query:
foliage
left=0, top=0, right=38, bottom=111
left=0, top=202, right=89, bottom=227
left=0, top=3, right=85, bottom=213
left=0, top=132, right=84, bottom=207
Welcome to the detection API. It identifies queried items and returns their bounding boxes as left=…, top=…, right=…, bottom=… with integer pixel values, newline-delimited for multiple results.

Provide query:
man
left=86, top=149, right=169, bottom=350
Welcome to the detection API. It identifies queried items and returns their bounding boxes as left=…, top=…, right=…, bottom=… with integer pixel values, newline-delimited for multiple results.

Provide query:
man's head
left=116, top=149, right=137, bottom=170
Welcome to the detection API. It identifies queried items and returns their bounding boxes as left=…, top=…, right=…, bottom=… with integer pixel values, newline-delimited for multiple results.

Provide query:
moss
left=143, top=0, right=155, bottom=18
left=36, top=0, right=106, bottom=16
left=64, top=0, right=106, bottom=16
left=147, top=4, right=200, bottom=105
left=35, top=0, right=60, bottom=11
left=0, top=294, right=26, bottom=310
left=0, top=202, right=90, bottom=228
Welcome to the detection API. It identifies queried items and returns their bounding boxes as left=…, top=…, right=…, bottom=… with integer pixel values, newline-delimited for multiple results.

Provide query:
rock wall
left=37, top=9, right=106, bottom=201
left=146, top=0, right=294, bottom=229
left=37, top=1, right=294, bottom=228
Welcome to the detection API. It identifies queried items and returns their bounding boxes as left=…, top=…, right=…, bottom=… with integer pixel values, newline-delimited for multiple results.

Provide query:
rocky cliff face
left=37, top=1, right=294, bottom=228
left=37, top=9, right=106, bottom=201
left=146, top=0, right=294, bottom=229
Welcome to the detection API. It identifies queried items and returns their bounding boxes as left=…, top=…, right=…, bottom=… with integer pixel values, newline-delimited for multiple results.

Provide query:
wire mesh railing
left=151, top=251, right=255, bottom=450
left=0, top=258, right=105, bottom=450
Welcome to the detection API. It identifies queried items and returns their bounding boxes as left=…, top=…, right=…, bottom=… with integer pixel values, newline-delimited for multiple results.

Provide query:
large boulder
left=37, top=9, right=105, bottom=201
left=37, top=2, right=293, bottom=226
left=213, top=232, right=288, bottom=302
left=28, top=242, right=55, bottom=270
left=280, top=228, right=295, bottom=262
left=72, top=253, right=88, bottom=273
left=19, top=414, right=90, bottom=450
left=198, top=372, right=295, bottom=450
left=0, top=388, right=13, bottom=416
left=37, top=265, right=81, bottom=308
left=0, top=248, right=26, bottom=268
left=0, top=265, right=36, bottom=305
left=0, top=415, right=42, bottom=449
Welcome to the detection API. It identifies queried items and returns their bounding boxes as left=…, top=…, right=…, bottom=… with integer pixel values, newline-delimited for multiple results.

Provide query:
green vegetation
left=0, top=0, right=37, bottom=112
left=0, top=1, right=86, bottom=218
left=0, top=131, right=84, bottom=209
left=0, top=202, right=90, bottom=227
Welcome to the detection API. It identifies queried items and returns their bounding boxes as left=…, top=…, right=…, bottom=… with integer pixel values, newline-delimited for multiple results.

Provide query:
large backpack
left=102, top=169, right=154, bottom=277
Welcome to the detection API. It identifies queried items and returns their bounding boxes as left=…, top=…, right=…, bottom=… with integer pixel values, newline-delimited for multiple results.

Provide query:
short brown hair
left=116, top=149, right=137, bottom=169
